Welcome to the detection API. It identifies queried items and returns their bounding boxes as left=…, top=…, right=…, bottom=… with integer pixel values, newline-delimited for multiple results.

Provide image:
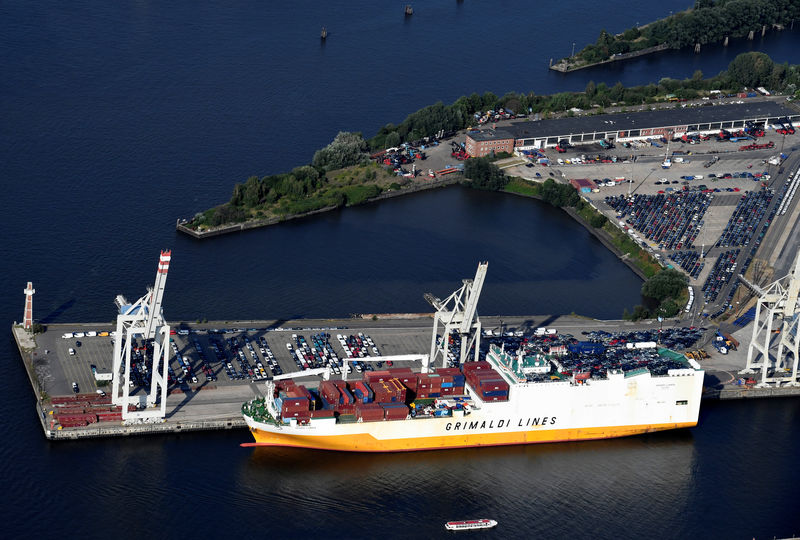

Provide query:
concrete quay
left=14, top=313, right=800, bottom=441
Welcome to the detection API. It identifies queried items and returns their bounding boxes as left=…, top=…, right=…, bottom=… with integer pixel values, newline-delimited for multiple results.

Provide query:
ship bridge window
left=676, top=400, right=688, bottom=405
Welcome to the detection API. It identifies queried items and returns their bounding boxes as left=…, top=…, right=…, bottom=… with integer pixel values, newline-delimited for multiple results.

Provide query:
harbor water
left=2, top=1, right=800, bottom=537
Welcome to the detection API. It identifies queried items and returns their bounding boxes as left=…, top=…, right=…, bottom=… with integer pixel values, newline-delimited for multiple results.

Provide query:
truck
left=721, top=331, right=739, bottom=351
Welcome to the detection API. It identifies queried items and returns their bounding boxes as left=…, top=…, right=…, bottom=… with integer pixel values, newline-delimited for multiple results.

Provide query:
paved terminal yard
left=14, top=310, right=800, bottom=441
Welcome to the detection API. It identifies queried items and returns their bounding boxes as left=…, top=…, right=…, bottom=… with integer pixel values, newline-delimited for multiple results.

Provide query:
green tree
left=312, top=132, right=368, bottom=170
left=641, top=269, right=688, bottom=302
left=464, top=158, right=509, bottom=190
left=384, top=131, right=401, bottom=149
left=727, top=52, right=775, bottom=88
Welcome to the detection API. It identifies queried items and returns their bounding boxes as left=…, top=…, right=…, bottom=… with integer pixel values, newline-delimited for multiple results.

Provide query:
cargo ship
left=241, top=342, right=704, bottom=452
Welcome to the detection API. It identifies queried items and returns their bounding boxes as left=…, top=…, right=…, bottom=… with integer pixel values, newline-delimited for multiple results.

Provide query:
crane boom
left=142, top=250, right=171, bottom=340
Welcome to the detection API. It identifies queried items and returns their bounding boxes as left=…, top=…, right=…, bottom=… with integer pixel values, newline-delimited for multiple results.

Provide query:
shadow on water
left=40, top=299, right=76, bottom=324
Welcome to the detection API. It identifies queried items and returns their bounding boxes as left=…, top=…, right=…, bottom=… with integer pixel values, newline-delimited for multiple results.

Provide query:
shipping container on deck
left=351, top=380, right=374, bottom=403
left=319, top=380, right=341, bottom=404
left=388, top=378, right=407, bottom=402
left=297, top=385, right=315, bottom=403
left=365, top=370, right=391, bottom=383
left=333, top=380, right=355, bottom=405
left=381, top=403, right=410, bottom=420
left=334, top=404, right=355, bottom=416
left=310, top=409, right=335, bottom=419
left=355, top=402, right=385, bottom=422
left=387, top=367, right=414, bottom=377
left=398, top=375, right=417, bottom=391
left=481, top=395, right=508, bottom=402
left=462, top=361, right=492, bottom=373
left=478, top=379, right=509, bottom=392
left=294, top=413, right=312, bottom=423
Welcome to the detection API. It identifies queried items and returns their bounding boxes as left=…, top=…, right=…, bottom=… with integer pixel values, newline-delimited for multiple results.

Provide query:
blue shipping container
left=482, top=390, right=508, bottom=397
left=441, top=382, right=453, bottom=388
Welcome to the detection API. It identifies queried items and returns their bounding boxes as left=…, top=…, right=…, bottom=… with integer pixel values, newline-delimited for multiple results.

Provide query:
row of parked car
left=702, top=249, right=741, bottom=303
left=715, top=189, right=774, bottom=248
left=669, top=250, right=706, bottom=279
left=606, top=190, right=713, bottom=251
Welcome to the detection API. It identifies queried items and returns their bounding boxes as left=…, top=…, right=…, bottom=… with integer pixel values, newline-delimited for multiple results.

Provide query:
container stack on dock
left=48, top=394, right=129, bottom=428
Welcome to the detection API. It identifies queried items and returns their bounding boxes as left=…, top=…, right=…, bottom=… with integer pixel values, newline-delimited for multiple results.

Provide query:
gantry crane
left=425, top=262, right=488, bottom=368
left=111, top=250, right=173, bottom=421
left=743, top=250, right=800, bottom=387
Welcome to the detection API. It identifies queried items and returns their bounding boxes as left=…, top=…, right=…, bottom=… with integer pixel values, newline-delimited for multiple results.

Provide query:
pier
left=14, top=312, right=800, bottom=441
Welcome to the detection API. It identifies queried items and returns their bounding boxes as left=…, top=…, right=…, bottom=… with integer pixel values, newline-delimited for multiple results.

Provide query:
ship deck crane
left=425, top=262, right=488, bottom=368
left=743, top=249, right=800, bottom=387
left=111, top=250, right=173, bottom=422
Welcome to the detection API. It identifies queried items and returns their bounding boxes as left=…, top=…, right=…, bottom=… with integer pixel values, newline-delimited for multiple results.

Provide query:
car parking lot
left=442, top=325, right=705, bottom=380
left=36, top=323, right=436, bottom=398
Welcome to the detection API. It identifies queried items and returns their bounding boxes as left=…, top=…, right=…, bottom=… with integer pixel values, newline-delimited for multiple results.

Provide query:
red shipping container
left=388, top=379, right=407, bottom=400
left=462, top=361, right=492, bottom=372
left=435, top=367, right=461, bottom=376
left=334, top=404, right=355, bottom=415
left=382, top=404, right=409, bottom=420
left=399, top=376, right=418, bottom=391
left=56, top=407, right=85, bottom=415
left=356, top=402, right=384, bottom=421
left=283, top=397, right=309, bottom=408
left=310, top=409, right=335, bottom=418
left=478, top=379, right=509, bottom=392
left=365, top=370, right=391, bottom=383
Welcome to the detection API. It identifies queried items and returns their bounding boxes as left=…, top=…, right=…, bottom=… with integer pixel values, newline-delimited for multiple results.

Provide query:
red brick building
left=465, top=129, right=515, bottom=157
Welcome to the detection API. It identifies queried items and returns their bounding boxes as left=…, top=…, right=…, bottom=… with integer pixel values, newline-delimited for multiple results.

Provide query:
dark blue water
left=3, top=2, right=800, bottom=538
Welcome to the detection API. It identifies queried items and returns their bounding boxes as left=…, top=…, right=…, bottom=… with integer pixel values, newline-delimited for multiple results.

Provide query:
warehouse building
left=466, top=101, right=799, bottom=152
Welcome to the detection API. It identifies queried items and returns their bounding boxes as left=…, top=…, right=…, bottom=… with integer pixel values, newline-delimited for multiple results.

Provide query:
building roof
left=506, top=101, right=797, bottom=140
left=570, top=178, right=594, bottom=188
left=466, top=128, right=515, bottom=142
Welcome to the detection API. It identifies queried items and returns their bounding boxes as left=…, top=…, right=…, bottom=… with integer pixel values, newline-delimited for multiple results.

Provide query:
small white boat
left=445, top=519, right=497, bottom=531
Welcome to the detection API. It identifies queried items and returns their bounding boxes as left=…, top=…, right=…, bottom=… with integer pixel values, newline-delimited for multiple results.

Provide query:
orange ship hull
left=243, top=421, right=697, bottom=452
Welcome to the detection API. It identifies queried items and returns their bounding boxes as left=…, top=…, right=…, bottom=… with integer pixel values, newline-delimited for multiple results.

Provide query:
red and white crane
left=111, top=250, right=173, bottom=422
